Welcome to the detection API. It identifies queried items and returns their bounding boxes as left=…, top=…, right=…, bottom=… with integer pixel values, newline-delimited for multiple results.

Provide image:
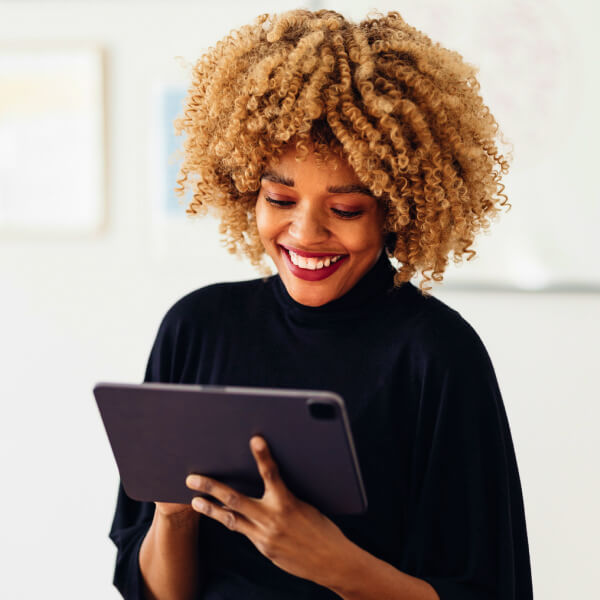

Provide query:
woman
left=110, top=9, right=533, bottom=600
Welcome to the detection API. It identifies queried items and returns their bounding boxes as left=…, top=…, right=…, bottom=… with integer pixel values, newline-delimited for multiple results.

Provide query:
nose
left=288, top=203, right=330, bottom=245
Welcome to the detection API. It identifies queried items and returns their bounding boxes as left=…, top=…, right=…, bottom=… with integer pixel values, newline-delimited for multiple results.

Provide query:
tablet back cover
left=94, top=383, right=367, bottom=515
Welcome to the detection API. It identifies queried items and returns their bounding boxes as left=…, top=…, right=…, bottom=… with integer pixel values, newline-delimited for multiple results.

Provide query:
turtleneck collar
left=270, top=249, right=400, bottom=325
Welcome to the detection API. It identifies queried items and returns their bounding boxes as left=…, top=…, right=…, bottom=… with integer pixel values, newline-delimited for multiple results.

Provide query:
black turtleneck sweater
left=109, top=251, right=533, bottom=599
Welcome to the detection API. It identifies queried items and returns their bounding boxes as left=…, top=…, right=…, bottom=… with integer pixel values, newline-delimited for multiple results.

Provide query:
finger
left=191, top=496, right=252, bottom=535
left=250, top=436, right=289, bottom=498
left=186, top=474, right=262, bottom=522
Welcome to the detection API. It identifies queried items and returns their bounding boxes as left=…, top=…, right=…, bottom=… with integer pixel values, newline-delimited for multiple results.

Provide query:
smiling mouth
left=279, top=245, right=349, bottom=281
left=287, top=249, right=344, bottom=270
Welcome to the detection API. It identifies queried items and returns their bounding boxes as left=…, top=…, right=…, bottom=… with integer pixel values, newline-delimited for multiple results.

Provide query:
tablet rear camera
left=307, top=401, right=336, bottom=420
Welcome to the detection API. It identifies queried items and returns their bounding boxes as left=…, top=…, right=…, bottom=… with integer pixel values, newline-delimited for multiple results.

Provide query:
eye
left=265, top=196, right=364, bottom=219
left=332, top=208, right=364, bottom=219
left=265, top=196, right=294, bottom=208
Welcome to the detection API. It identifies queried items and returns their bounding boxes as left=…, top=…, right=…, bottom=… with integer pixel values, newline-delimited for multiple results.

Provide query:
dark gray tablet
left=94, top=382, right=367, bottom=515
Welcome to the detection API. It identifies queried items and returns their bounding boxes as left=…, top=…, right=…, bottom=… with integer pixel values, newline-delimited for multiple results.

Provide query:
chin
left=294, top=295, right=330, bottom=307
left=287, top=283, right=336, bottom=307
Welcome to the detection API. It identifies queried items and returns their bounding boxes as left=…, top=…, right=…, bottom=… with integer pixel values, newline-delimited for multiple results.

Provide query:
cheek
left=340, top=219, right=384, bottom=253
left=254, top=201, right=269, bottom=240
left=255, top=200, right=281, bottom=245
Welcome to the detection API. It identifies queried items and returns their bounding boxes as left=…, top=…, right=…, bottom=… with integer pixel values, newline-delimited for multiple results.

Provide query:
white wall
left=1, top=2, right=598, bottom=599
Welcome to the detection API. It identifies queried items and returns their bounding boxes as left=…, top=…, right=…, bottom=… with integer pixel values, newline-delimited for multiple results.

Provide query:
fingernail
left=192, top=497, right=206, bottom=510
left=187, top=475, right=202, bottom=488
left=252, top=437, right=265, bottom=451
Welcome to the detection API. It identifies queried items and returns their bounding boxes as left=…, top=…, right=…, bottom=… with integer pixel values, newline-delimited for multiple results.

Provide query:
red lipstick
left=280, top=245, right=348, bottom=281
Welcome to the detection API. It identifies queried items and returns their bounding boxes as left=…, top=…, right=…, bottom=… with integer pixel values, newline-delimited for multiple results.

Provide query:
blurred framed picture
left=0, top=44, right=105, bottom=235
left=150, top=83, right=191, bottom=222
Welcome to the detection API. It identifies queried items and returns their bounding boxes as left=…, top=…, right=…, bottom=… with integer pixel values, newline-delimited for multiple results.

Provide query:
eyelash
left=264, top=197, right=364, bottom=219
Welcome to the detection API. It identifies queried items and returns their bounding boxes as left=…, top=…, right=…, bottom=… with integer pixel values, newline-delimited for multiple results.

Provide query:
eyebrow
left=261, top=171, right=374, bottom=197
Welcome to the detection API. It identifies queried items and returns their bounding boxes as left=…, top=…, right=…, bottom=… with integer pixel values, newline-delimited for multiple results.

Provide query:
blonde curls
left=175, top=9, right=511, bottom=293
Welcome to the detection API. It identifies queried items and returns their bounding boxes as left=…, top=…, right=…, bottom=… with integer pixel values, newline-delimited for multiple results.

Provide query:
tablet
left=94, top=382, right=367, bottom=515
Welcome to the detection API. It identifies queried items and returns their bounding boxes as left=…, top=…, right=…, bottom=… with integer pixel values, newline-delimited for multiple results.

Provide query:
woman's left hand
left=186, top=435, right=353, bottom=587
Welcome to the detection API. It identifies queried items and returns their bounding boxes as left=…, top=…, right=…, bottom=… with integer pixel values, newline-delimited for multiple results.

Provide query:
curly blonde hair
left=174, top=9, right=511, bottom=293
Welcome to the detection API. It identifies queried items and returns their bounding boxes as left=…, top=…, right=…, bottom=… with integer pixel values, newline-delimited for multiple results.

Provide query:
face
left=255, top=147, right=386, bottom=307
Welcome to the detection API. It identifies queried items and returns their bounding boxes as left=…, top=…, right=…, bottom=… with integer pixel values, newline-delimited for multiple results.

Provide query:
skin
left=255, top=146, right=386, bottom=307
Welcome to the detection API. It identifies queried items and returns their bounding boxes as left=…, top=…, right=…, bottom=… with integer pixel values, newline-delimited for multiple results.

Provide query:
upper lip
left=278, top=244, right=347, bottom=258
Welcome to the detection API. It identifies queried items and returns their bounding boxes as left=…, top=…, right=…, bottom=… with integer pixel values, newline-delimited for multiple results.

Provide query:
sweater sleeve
left=400, top=317, right=533, bottom=600
left=108, top=314, right=175, bottom=599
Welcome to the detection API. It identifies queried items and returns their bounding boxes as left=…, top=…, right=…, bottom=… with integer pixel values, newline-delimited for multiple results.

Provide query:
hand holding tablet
left=154, top=435, right=276, bottom=523
left=181, top=432, right=357, bottom=586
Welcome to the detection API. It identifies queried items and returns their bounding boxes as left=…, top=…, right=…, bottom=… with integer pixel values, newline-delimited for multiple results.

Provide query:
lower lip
left=280, top=246, right=348, bottom=281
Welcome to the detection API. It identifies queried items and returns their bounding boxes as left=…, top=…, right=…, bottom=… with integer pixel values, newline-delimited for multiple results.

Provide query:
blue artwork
left=161, top=86, right=190, bottom=217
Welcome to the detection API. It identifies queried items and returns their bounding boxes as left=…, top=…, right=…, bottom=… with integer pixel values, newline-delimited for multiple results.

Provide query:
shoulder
left=390, top=288, right=502, bottom=420
left=158, top=275, right=271, bottom=332
left=390, top=283, right=491, bottom=370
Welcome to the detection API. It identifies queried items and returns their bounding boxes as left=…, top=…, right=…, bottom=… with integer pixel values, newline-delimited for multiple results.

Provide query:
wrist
left=318, top=538, right=367, bottom=596
left=322, top=541, right=441, bottom=600
left=154, top=506, right=200, bottom=531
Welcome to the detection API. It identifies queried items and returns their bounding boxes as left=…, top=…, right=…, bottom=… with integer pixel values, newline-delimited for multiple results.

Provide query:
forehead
left=265, top=146, right=363, bottom=187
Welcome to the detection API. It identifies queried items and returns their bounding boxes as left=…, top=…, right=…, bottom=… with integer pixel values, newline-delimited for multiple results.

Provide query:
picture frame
left=0, top=44, right=106, bottom=236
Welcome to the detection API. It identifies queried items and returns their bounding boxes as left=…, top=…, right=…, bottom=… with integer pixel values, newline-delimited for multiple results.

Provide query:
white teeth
left=299, top=256, right=311, bottom=269
left=287, top=249, right=343, bottom=270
